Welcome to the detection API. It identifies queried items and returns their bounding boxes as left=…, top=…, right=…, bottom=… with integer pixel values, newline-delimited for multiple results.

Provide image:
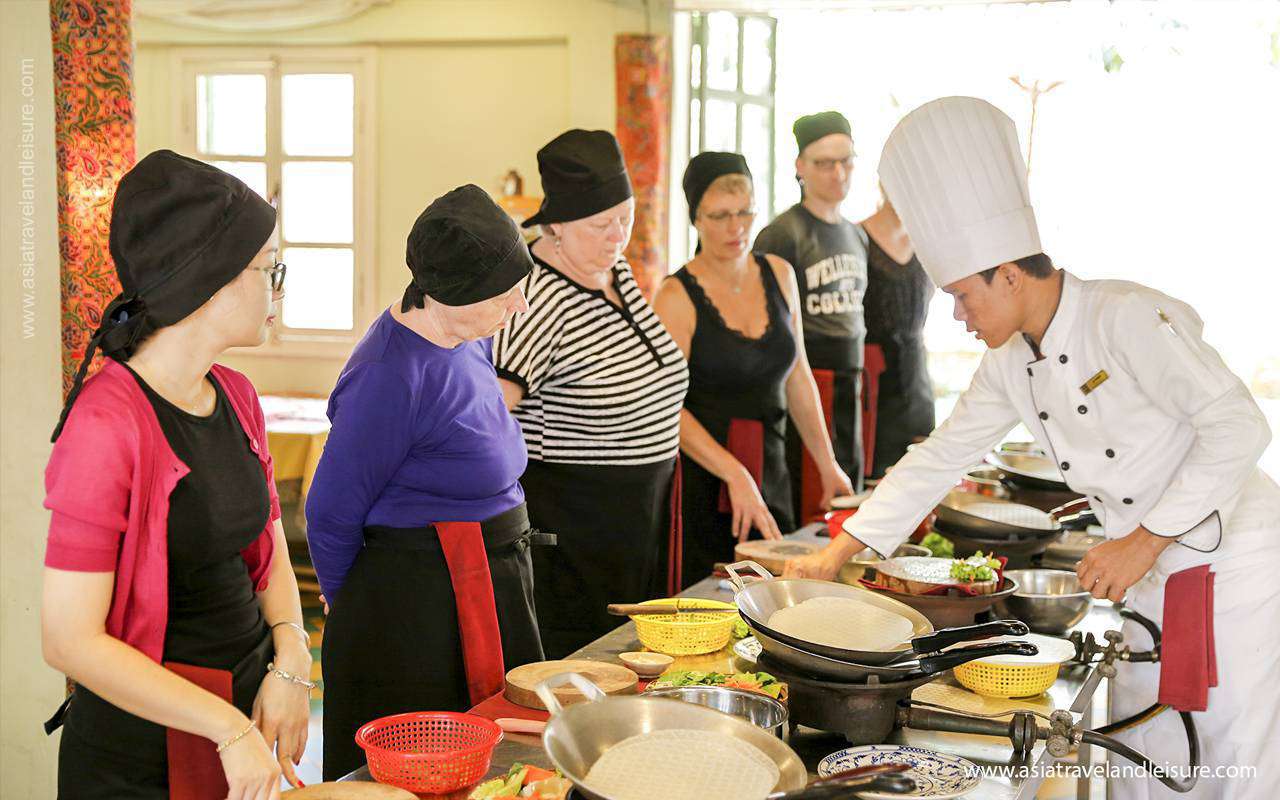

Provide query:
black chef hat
left=52, top=149, right=277, bottom=441
left=794, top=111, right=853, bottom=154
left=682, top=151, right=752, bottom=223
left=401, top=184, right=534, bottom=311
left=522, top=129, right=633, bottom=228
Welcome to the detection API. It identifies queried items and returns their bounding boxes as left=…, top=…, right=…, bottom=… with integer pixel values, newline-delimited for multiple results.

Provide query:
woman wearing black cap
left=491, top=130, right=689, bottom=657
left=306, top=185, right=544, bottom=779
left=42, top=151, right=309, bottom=799
left=654, top=152, right=854, bottom=587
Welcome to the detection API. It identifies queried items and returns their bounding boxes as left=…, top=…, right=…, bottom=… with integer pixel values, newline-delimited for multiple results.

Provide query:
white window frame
left=171, top=47, right=377, bottom=359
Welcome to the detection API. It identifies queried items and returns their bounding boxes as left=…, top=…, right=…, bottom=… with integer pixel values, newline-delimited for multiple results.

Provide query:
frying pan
left=749, top=624, right=1040, bottom=682
left=536, top=674, right=915, bottom=800
left=934, top=492, right=1097, bottom=541
left=984, top=449, right=1069, bottom=492
left=726, top=561, right=1030, bottom=665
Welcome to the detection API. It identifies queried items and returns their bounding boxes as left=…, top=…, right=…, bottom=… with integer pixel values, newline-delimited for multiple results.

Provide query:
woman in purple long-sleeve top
left=305, top=185, right=544, bottom=780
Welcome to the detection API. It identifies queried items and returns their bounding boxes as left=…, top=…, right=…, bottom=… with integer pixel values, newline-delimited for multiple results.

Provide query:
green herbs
left=950, top=551, right=1001, bottom=583
left=649, top=670, right=783, bottom=699
left=921, top=531, right=955, bottom=559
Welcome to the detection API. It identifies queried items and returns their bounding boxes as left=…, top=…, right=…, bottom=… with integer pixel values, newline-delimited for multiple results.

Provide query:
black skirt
left=523, top=458, right=676, bottom=658
left=320, top=503, right=546, bottom=781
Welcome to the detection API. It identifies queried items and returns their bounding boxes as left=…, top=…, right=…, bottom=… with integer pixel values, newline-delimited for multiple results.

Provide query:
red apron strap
left=718, top=418, right=765, bottom=514
left=436, top=521, right=506, bottom=706
left=800, top=369, right=837, bottom=523
left=667, top=455, right=684, bottom=596
left=1157, top=564, right=1217, bottom=712
left=165, top=663, right=234, bottom=800
left=862, top=344, right=886, bottom=478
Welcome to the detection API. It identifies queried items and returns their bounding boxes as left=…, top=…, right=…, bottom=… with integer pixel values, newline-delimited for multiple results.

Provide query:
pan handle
left=533, top=672, right=606, bottom=717
left=911, top=619, right=1030, bottom=653
left=769, top=773, right=917, bottom=799
left=1051, top=497, right=1097, bottom=531
left=913, top=641, right=1040, bottom=675
left=725, top=560, right=774, bottom=593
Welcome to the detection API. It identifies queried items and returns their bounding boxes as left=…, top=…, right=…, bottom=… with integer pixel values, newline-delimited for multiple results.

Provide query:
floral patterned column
left=615, top=34, right=671, bottom=302
left=49, top=0, right=135, bottom=396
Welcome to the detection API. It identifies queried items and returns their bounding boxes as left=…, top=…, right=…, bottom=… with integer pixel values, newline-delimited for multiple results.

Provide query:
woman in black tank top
left=654, top=153, right=854, bottom=587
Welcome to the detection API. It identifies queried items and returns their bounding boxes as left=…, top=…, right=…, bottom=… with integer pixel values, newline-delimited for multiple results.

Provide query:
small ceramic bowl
left=618, top=651, right=674, bottom=677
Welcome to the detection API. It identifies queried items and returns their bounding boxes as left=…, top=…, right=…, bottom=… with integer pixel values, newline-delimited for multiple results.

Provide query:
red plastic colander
left=355, top=711, right=503, bottom=794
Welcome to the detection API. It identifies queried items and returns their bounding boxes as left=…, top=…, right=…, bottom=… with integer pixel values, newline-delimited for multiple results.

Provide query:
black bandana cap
left=794, top=111, right=853, bottom=154
left=522, top=129, right=633, bottom=228
left=682, top=151, right=752, bottom=224
left=402, top=184, right=534, bottom=311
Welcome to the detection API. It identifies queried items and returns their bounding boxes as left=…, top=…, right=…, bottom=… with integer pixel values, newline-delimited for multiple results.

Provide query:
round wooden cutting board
left=281, top=783, right=418, bottom=799
left=503, top=660, right=639, bottom=710
left=733, top=539, right=819, bottom=575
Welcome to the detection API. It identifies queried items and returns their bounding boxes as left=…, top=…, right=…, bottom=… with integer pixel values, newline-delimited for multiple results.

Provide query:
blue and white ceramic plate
left=817, top=745, right=981, bottom=799
left=733, top=636, right=761, bottom=664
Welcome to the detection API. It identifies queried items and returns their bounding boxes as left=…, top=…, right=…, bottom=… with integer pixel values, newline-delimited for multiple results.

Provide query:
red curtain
left=615, top=35, right=671, bottom=302
left=50, top=0, right=135, bottom=397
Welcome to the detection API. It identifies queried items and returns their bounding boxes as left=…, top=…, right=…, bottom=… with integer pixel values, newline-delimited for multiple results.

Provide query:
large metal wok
left=934, top=490, right=1068, bottom=541
left=726, top=561, right=1029, bottom=665
left=984, top=449, right=1069, bottom=492
left=536, top=673, right=914, bottom=799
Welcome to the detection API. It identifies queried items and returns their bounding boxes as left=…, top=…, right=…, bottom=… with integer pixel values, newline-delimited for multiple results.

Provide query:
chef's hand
left=1076, top=526, right=1174, bottom=603
left=725, top=464, right=783, bottom=542
left=818, top=461, right=855, bottom=510
left=218, top=717, right=282, bottom=800
left=783, top=543, right=848, bottom=582
left=252, top=641, right=312, bottom=789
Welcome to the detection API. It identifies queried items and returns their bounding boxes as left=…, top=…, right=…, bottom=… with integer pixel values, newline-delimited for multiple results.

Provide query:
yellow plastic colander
left=953, top=660, right=1061, bottom=698
left=632, top=598, right=739, bottom=655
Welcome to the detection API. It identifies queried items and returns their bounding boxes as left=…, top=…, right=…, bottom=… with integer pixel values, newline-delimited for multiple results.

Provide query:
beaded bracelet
left=217, top=720, right=257, bottom=753
left=267, top=662, right=317, bottom=691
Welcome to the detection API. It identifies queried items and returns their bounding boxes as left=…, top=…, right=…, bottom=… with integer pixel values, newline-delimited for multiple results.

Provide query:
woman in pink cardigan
left=42, top=151, right=308, bottom=800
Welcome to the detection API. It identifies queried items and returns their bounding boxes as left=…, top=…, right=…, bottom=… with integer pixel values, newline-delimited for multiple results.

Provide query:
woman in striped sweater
left=493, top=130, right=690, bottom=657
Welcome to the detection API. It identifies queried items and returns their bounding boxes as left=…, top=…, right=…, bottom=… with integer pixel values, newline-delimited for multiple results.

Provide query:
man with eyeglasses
left=755, top=110, right=868, bottom=510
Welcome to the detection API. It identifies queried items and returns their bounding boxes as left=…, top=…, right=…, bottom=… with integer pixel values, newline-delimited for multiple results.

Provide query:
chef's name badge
left=1081, top=370, right=1109, bottom=395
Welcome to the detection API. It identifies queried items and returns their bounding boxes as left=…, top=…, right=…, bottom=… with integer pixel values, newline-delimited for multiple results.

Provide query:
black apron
left=673, top=255, right=797, bottom=588
left=320, top=502, right=549, bottom=781
left=523, top=457, right=677, bottom=658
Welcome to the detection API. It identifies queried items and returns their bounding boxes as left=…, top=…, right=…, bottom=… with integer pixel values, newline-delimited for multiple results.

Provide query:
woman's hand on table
left=217, top=715, right=282, bottom=800
left=252, top=639, right=312, bottom=788
left=724, top=465, right=783, bottom=542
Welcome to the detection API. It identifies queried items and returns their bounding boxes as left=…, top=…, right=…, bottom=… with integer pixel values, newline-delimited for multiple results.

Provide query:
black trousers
left=320, top=503, right=546, bottom=780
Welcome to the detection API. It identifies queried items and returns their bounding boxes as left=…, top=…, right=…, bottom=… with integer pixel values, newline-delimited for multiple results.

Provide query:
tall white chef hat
left=879, top=96, right=1042, bottom=288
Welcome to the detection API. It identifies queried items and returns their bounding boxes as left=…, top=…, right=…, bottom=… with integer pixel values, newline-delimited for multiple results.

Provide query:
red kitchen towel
left=1158, top=565, right=1218, bottom=712
left=165, top=662, right=233, bottom=800
left=718, top=418, right=765, bottom=514
left=437, top=521, right=506, bottom=707
left=468, top=678, right=658, bottom=722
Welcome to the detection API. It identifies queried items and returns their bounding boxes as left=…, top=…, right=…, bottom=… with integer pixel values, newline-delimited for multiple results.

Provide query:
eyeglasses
left=699, top=209, right=757, bottom=225
left=809, top=156, right=854, bottom=173
left=258, top=261, right=287, bottom=293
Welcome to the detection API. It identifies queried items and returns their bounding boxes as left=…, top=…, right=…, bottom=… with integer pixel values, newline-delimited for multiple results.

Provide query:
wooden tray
left=503, top=659, right=638, bottom=710
left=733, top=540, right=819, bottom=575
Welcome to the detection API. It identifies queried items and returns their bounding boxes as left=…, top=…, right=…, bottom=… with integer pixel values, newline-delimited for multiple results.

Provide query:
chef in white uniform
left=785, top=96, right=1280, bottom=799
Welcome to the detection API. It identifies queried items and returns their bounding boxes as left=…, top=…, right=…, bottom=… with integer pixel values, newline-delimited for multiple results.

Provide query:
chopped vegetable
left=921, top=531, right=954, bottom=559
left=648, top=670, right=783, bottom=699
left=469, top=764, right=565, bottom=800
left=732, top=619, right=749, bottom=640
left=950, top=551, right=1001, bottom=583
left=521, top=766, right=556, bottom=785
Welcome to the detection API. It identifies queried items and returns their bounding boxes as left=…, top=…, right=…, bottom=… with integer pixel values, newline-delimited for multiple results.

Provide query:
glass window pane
left=283, top=73, right=354, bottom=156
left=706, top=12, right=739, bottom=91
left=281, top=247, right=353, bottom=330
left=282, top=162, right=353, bottom=244
left=208, top=161, right=267, bottom=199
left=691, top=39, right=702, bottom=89
left=690, top=97, right=701, bottom=154
left=741, top=104, right=771, bottom=188
left=742, top=17, right=773, bottom=96
left=196, top=74, right=266, bottom=156
left=705, top=98, right=737, bottom=152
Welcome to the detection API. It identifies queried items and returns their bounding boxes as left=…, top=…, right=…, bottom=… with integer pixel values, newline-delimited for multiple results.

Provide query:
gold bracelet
left=216, top=720, right=256, bottom=753
left=267, top=662, right=317, bottom=690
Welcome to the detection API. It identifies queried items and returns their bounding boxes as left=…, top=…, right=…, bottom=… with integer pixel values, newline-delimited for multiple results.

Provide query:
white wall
left=0, top=2, right=72, bottom=797
left=133, top=0, right=672, bottom=395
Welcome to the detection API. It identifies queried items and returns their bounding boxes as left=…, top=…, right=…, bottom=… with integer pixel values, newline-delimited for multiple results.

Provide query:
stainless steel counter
left=346, top=525, right=1120, bottom=799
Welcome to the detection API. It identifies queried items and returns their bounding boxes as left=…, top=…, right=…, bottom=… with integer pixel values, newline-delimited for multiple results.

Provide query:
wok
left=536, top=674, right=914, bottom=799
left=984, top=449, right=1069, bottom=492
left=726, top=561, right=1029, bottom=665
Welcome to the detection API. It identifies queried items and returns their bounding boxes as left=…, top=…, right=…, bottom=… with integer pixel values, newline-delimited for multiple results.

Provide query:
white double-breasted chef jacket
left=846, top=271, right=1280, bottom=798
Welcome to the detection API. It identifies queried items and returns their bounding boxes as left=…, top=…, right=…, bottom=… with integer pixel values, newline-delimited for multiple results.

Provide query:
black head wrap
left=401, top=184, right=534, bottom=311
left=522, top=129, right=633, bottom=228
left=52, top=150, right=276, bottom=441
left=793, top=111, right=853, bottom=154
left=682, top=151, right=752, bottom=224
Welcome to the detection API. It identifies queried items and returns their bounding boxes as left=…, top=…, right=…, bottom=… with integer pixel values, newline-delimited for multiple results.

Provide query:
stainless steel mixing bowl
left=994, top=568, right=1092, bottom=634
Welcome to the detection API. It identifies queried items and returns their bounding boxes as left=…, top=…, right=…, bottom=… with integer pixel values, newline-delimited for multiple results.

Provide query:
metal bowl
left=644, top=685, right=788, bottom=737
left=994, top=569, right=1092, bottom=634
